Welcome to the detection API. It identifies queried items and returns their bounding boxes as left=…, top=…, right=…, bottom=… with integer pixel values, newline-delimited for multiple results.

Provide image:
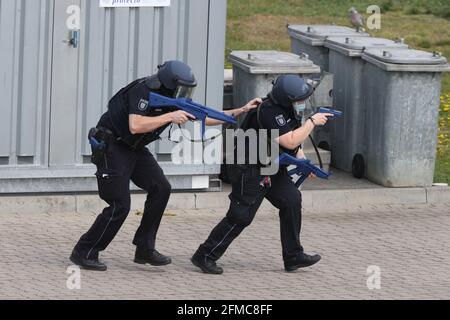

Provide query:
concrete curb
left=426, top=187, right=450, bottom=204
left=1, top=186, right=449, bottom=214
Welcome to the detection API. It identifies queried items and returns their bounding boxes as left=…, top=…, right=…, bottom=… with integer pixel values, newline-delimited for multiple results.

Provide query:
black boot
left=70, top=250, right=107, bottom=272
left=284, top=253, right=321, bottom=272
left=134, top=248, right=172, bottom=266
left=191, top=253, right=223, bottom=275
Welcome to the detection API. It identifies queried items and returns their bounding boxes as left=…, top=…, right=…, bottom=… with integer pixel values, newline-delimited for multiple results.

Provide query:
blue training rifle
left=277, top=153, right=332, bottom=188
left=149, top=92, right=237, bottom=138
left=318, top=107, right=343, bottom=118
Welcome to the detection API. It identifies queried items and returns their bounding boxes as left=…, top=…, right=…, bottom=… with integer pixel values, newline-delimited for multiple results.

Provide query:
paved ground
left=0, top=202, right=449, bottom=300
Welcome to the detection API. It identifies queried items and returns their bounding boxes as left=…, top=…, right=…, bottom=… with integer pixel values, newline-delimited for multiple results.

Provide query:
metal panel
left=155, top=0, right=212, bottom=157
left=0, top=0, right=52, bottom=166
left=47, top=0, right=216, bottom=165
left=0, top=0, right=16, bottom=158
left=206, top=0, right=227, bottom=109
left=0, top=0, right=227, bottom=192
left=50, top=0, right=81, bottom=167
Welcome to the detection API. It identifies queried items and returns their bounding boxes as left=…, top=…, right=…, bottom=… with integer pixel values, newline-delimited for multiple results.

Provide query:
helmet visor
left=293, top=100, right=307, bottom=120
left=174, top=86, right=196, bottom=99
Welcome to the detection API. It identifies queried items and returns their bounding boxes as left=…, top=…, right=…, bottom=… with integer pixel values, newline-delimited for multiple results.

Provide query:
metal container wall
left=287, top=25, right=369, bottom=72
left=325, top=37, right=408, bottom=175
left=361, top=48, right=450, bottom=187
left=0, top=0, right=227, bottom=193
left=0, top=0, right=52, bottom=168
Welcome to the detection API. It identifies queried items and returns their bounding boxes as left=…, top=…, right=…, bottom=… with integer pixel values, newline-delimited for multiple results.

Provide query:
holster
left=88, top=127, right=115, bottom=166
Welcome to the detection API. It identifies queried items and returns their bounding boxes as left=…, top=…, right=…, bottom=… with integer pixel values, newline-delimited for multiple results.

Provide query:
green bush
left=380, top=0, right=394, bottom=12
left=435, top=39, right=450, bottom=46
left=438, top=6, right=450, bottom=19
left=418, top=39, right=432, bottom=48
left=404, top=6, right=420, bottom=15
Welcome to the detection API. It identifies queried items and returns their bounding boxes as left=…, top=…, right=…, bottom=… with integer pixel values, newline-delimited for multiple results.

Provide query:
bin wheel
left=352, top=154, right=365, bottom=179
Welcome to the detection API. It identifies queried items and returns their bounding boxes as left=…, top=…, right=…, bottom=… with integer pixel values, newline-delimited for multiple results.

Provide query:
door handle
left=63, top=30, right=80, bottom=48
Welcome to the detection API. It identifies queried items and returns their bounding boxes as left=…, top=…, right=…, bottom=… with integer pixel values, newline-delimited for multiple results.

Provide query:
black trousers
left=196, top=165, right=304, bottom=262
left=74, top=140, right=171, bottom=260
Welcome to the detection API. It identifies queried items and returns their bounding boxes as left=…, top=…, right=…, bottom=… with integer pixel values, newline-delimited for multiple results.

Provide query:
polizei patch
left=275, top=114, right=287, bottom=126
left=138, top=99, right=149, bottom=111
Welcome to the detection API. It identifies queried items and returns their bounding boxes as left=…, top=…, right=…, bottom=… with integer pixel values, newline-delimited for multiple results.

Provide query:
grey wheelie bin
left=361, top=48, right=450, bottom=187
left=229, top=50, right=321, bottom=114
left=287, top=25, right=369, bottom=72
left=325, top=37, right=409, bottom=177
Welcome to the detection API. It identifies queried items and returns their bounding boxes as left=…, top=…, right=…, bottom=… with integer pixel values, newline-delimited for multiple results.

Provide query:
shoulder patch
left=275, top=114, right=287, bottom=127
left=137, top=99, right=149, bottom=111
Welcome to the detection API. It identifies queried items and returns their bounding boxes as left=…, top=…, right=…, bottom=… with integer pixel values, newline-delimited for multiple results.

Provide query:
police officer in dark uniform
left=70, top=60, right=261, bottom=271
left=192, top=75, right=332, bottom=274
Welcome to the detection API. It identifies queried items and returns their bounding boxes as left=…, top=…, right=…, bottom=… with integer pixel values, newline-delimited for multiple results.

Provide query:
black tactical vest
left=237, top=98, right=300, bottom=165
left=106, top=76, right=173, bottom=150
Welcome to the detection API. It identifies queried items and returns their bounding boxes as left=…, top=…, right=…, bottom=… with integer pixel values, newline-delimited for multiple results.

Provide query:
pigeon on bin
left=349, top=7, right=365, bottom=32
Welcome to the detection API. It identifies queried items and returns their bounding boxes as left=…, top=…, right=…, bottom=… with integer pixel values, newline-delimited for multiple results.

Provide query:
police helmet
left=157, top=61, right=198, bottom=99
left=269, top=75, right=315, bottom=109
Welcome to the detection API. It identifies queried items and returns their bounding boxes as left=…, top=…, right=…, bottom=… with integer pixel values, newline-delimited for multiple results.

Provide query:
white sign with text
left=100, top=0, right=170, bottom=8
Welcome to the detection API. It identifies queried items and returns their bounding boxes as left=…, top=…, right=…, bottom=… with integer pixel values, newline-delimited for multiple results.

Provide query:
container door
left=49, top=0, right=82, bottom=167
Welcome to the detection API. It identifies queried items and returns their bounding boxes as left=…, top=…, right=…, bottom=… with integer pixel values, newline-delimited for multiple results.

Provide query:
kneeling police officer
left=70, top=61, right=261, bottom=271
left=192, top=75, right=332, bottom=274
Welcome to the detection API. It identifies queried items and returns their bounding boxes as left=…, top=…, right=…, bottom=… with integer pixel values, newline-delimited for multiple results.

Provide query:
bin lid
left=228, top=50, right=321, bottom=74
left=287, top=25, right=369, bottom=46
left=362, top=48, right=450, bottom=72
left=325, top=37, right=409, bottom=57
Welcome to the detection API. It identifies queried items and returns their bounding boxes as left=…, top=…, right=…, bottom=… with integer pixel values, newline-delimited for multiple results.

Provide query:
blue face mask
left=293, top=101, right=307, bottom=119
